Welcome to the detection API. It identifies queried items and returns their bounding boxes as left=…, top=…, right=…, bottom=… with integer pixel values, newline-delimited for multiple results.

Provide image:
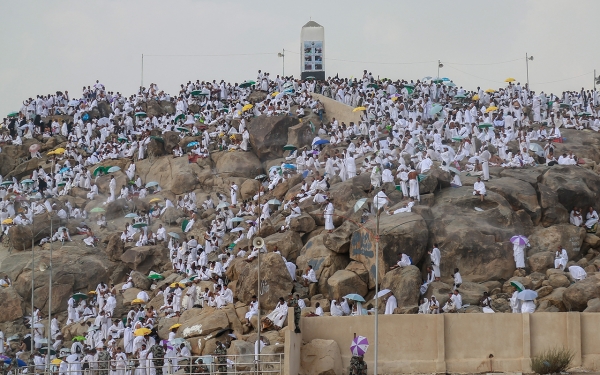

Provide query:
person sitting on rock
left=390, top=253, right=411, bottom=270
left=473, top=177, right=486, bottom=202
left=301, top=265, right=318, bottom=287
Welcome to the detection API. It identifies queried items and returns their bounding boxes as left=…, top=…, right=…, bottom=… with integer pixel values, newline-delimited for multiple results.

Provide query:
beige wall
left=311, top=93, right=362, bottom=126
left=284, top=311, right=600, bottom=374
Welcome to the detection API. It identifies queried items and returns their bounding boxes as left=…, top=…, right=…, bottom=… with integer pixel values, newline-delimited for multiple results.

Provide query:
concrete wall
left=284, top=311, right=600, bottom=374
left=311, top=93, right=362, bottom=126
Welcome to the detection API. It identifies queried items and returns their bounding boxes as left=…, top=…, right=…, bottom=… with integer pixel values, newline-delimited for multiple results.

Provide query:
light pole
left=45, top=215, right=54, bottom=372
left=374, top=194, right=380, bottom=375
left=526, top=53, right=534, bottom=89
left=437, top=60, right=443, bottom=79
left=278, top=50, right=285, bottom=77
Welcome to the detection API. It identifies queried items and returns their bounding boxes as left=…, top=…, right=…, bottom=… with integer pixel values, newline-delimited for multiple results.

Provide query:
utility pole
left=278, top=50, right=285, bottom=77
left=437, top=60, right=443, bottom=78
left=374, top=194, right=380, bottom=375
left=526, top=53, right=534, bottom=89
left=141, top=54, right=144, bottom=88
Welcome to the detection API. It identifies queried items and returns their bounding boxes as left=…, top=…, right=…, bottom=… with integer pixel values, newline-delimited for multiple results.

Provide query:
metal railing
left=13, top=353, right=284, bottom=375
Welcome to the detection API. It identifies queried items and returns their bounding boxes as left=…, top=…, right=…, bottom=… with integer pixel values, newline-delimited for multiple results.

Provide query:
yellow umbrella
left=485, top=89, right=495, bottom=93
left=149, top=198, right=162, bottom=203
left=131, top=299, right=146, bottom=305
left=88, top=291, right=97, bottom=295
left=485, top=106, right=498, bottom=113
left=170, top=282, right=178, bottom=288
left=242, top=104, right=253, bottom=112
left=51, top=359, right=63, bottom=365
left=47, top=150, right=56, bottom=156
left=391, top=97, right=398, bottom=102
left=170, top=323, right=182, bottom=330
left=271, top=92, right=279, bottom=97
left=134, top=328, right=152, bottom=336
left=2, top=218, right=13, bottom=225
left=505, top=77, right=516, bottom=82
left=472, top=94, right=480, bottom=101
left=353, top=106, right=367, bottom=112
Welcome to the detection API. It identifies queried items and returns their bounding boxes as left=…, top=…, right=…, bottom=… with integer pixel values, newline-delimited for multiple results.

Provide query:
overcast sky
left=1, top=0, right=599, bottom=116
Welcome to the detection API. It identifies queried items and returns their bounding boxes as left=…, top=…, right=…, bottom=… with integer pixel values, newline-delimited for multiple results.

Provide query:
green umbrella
left=367, top=83, right=379, bottom=89
left=150, top=136, right=164, bottom=143
left=432, top=79, right=444, bottom=84
left=191, top=90, right=202, bottom=97
left=174, top=113, right=185, bottom=121
left=430, top=106, right=444, bottom=115
left=90, top=207, right=105, bottom=213
left=118, top=137, right=128, bottom=142
left=478, top=123, right=493, bottom=129
left=72, top=292, right=88, bottom=300
left=135, top=112, right=147, bottom=117
left=147, top=273, right=164, bottom=280
left=132, top=222, right=147, bottom=229
left=283, top=144, right=297, bottom=151
left=7, top=111, right=19, bottom=118
left=239, top=81, right=256, bottom=88
left=510, top=280, right=524, bottom=292
left=181, top=219, right=189, bottom=232
left=39, top=347, right=56, bottom=355
left=443, top=81, right=456, bottom=87
left=559, top=103, right=571, bottom=108
left=93, top=166, right=110, bottom=176
left=451, top=137, right=464, bottom=141
left=176, top=127, right=190, bottom=132
left=72, top=336, right=86, bottom=342
left=305, top=76, right=316, bottom=80
left=454, top=94, right=467, bottom=99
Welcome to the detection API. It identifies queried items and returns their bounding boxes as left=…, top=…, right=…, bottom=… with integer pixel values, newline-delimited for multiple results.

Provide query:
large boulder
left=8, top=213, right=75, bottom=251
left=234, top=253, right=294, bottom=310
left=486, top=177, right=541, bottom=224
left=300, top=339, right=343, bottom=375
left=527, top=224, right=586, bottom=259
left=528, top=251, right=555, bottom=273
left=287, top=122, right=314, bottom=149
left=180, top=308, right=230, bottom=339
left=212, top=151, right=263, bottom=178
left=562, top=274, right=600, bottom=311
left=263, top=231, right=303, bottom=262
left=289, top=213, right=316, bottom=233
left=120, top=245, right=170, bottom=274
left=326, top=270, right=368, bottom=301
left=135, top=156, right=200, bottom=195
left=3, top=246, right=113, bottom=315
left=539, top=165, right=600, bottom=211
left=323, top=220, right=359, bottom=254
left=455, top=282, right=488, bottom=305
left=105, top=233, right=125, bottom=261
left=326, top=173, right=371, bottom=213
left=0, top=287, right=24, bottom=323
left=380, top=266, right=421, bottom=311
left=296, top=234, right=350, bottom=297
left=427, top=187, right=530, bottom=281
left=247, top=115, right=300, bottom=162
left=537, top=183, right=569, bottom=227
left=349, top=212, right=429, bottom=286
left=240, top=179, right=260, bottom=200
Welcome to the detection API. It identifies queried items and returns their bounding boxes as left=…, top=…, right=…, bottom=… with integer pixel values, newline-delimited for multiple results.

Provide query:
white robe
left=384, top=295, right=397, bottom=315
left=324, top=202, right=335, bottom=230
left=513, top=243, right=526, bottom=268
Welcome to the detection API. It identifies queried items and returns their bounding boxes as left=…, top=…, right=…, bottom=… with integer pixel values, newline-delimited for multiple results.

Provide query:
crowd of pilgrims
left=1, top=68, right=600, bottom=372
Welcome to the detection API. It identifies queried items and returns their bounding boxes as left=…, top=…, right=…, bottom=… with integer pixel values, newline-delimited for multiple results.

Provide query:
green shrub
left=531, top=347, right=574, bottom=374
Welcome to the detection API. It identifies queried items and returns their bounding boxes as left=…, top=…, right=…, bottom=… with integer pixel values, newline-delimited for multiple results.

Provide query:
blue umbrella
left=145, top=181, right=159, bottom=188
left=187, top=141, right=199, bottom=147
left=283, top=164, right=296, bottom=170
left=125, top=213, right=139, bottom=218
left=59, top=167, right=70, bottom=173
left=3, top=358, right=27, bottom=367
left=313, top=139, right=330, bottom=146
left=302, top=170, right=309, bottom=178
left=344, top=294, right=366, bottom=302
left=231, top=217, right=244, bottom=222
left=267, top=199, right=281, bottom=205
left=517, top=290, right=538, bottom=301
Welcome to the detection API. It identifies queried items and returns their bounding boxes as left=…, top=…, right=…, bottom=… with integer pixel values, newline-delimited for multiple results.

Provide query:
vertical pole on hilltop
left=283, top=49, right=285, bottom=77
left=47, top=216, right=53, bottom=372
left=437, top=60, right=440, bottom=79
left=594, top=69, right=596, bottom=91
left=141, top=54, right=144, bottom=89
left=256, top=188, right=262, bottom=374
left=526, top=53, right=530, bottom=89
left=374, top=194, right=380, bottom=375
left=30, top=216, right=34, bottom=356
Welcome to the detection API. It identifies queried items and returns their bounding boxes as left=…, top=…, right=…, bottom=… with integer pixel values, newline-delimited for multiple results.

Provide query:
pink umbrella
left=29, top=144, right=40, bottom=152
left=350, top=336, right=369, bottom=356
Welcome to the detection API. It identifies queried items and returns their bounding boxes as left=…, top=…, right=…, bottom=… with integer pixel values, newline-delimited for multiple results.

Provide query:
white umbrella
left=374, top=289, right=391, bottom=299
left=230, top=227, right=244, bottom=232
left=353, top=198, right=368, bottom=212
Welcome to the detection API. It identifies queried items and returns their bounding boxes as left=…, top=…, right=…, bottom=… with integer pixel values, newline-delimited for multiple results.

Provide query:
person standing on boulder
left=429, top=244, right=441, bottom=281
left=230, top=182, right=238, bottom=208
left=324, top=198, right=335, bottom=233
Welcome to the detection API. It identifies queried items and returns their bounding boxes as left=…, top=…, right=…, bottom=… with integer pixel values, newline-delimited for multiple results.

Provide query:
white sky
left=1, top=0, right=599, bottom=117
